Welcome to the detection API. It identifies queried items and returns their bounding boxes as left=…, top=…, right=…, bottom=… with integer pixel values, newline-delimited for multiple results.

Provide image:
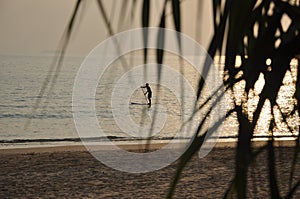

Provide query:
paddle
left=141, top=87, right=149, bottom=104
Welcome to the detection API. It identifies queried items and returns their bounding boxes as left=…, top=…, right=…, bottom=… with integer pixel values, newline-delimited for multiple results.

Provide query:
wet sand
left=0, top=141, right=299, bottom=198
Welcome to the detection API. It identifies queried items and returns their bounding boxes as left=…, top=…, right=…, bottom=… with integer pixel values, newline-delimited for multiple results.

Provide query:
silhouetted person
left=141, top=83, right=152, bottom=107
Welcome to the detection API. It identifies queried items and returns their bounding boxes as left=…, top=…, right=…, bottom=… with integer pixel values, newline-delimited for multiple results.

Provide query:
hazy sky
left=0, top=0, right=213, bottom=56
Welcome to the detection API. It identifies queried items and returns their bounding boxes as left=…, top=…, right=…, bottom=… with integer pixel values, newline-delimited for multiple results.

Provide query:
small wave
left=0, top=135, right=297, bottom=145
left=0, top=136, right=225, bottom=144
left=0, top=113, right=72, bottom=119
left=0, top=136, right=126, bottom=144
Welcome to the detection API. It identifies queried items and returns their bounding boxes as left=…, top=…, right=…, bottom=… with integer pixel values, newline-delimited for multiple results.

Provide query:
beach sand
left=0, top=142, right=299, bottom=198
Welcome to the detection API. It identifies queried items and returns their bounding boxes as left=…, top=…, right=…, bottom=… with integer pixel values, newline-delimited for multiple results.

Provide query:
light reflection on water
left=0, top=54, right=298, bottom=145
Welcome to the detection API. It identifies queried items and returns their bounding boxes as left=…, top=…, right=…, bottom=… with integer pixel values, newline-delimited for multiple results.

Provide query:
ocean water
left=0, top=55, right=80, bottom=143
left=0, top=54, right=298, bottom=147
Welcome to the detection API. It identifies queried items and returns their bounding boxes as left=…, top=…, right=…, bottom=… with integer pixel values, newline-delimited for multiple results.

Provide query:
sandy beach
left=0, top=141, right=299, bottom=198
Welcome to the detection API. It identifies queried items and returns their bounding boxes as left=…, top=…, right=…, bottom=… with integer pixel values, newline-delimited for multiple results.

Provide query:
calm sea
left=0, top=54, right=298, bottom=148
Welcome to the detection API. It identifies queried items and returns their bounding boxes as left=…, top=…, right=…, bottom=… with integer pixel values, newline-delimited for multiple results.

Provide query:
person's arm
left=141, top=85, right=147, bottom=94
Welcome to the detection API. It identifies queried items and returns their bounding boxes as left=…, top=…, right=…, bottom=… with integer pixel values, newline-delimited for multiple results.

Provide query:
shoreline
left=0, top=139, right=298, bottom=154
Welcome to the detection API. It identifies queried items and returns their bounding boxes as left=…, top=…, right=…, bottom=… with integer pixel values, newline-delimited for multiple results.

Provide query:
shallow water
left=0, top=54, right=298, bottom=147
